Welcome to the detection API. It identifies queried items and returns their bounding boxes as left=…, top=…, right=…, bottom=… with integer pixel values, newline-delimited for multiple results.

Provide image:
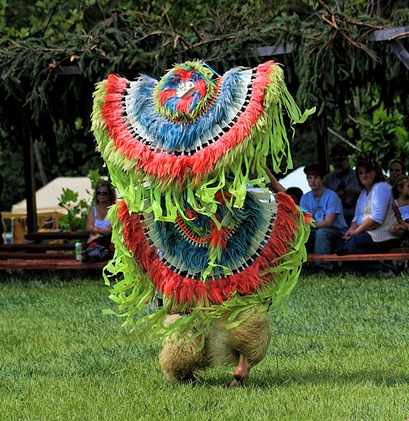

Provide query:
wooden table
left=25, top=231, right=89, bottom=242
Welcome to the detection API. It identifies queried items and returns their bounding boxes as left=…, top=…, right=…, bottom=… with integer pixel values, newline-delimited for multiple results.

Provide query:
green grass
left=0, top=270, right=408, bottom=420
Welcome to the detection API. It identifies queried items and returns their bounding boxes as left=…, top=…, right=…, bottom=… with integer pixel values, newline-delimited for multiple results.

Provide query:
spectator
left=82, top=180, right=116, bottom=262
left=389, top=174, right=409, bottom=239
left=388, top=159, right=406, bottom=185
left=300, top=164, right=348, bottom=273
left=0, top=173, right=3, bottom=244
left=286, top=187, right=303, bottom=206
left=336, top=155, right=400, bottom=259
left=324, top=144, right=361, bottom=226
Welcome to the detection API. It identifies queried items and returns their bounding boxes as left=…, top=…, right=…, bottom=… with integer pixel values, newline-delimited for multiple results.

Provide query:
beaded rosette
left=92, top=60, right=314, bottom=343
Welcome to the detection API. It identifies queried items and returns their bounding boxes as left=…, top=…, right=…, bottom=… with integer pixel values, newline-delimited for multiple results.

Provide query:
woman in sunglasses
left=86, top=180, right=116, bottom=247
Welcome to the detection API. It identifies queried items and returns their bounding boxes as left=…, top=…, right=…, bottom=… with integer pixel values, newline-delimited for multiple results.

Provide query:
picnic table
left=0, top=230, right=106, bottom=270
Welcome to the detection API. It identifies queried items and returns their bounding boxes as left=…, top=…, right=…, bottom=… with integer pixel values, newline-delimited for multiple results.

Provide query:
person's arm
left=343, top=186, right=387, bottom=240
left=264, top=167, right=286, bottom=193
left=349, top=197, right=360, bottom=230
left=314, top=213, right=336, bottom=229
left=344, top=217, right=380, bottom=241
left=86, top=207, right=95, bottom=233
left=93, top=224, right=112, bottom=236
left=392, top=202, right=404, bottom=225
left=368, top=183, right=391, bottom=224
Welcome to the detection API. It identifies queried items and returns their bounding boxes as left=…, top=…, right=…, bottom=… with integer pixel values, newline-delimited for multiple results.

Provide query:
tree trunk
left=315, top=114, right=329, bottom=174
left=23, top=123, right=37, bottom=233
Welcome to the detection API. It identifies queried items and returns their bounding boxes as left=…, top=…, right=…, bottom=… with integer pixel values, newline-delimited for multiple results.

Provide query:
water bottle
left=75, top=242, right=83, bottom=261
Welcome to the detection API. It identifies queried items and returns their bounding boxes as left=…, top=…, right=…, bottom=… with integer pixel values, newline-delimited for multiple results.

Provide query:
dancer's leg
left=230, top=354, right=251, bottom=387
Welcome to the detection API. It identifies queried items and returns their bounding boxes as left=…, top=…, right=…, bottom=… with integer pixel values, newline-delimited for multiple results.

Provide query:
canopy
left=279, top=166, right=309, bottom=195
left=11, top=177, right=93, bottom=214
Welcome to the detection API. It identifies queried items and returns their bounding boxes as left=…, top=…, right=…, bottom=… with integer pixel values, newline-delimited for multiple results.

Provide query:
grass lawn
left=0, top=269, right=408, bottom=420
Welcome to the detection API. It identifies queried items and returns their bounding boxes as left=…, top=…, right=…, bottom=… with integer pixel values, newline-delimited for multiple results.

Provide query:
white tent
left=11, top=177, right=94, bottom=214
left=278, top=166, right=309, bottom=195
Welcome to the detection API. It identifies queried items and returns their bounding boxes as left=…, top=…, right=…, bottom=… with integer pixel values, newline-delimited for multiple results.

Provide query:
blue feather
left=126, top=68, right=253, bottom=153
left=151, top=192, right=267, bottom=277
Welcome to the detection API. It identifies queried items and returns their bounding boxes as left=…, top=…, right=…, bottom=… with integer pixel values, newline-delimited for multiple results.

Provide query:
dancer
left=92, top=60, right=314, bottom=385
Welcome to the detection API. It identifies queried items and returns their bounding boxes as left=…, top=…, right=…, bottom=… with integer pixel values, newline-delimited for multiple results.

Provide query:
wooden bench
left=0, top=243, right=76, bottom=252
left=0, top=230, right=106, bottom=270
left=3, top=230, right=409, bottom=270
left=0, top=252, right=75, bottom=260
left=307, top=248, right=409, bottom=263
left=0, top=258, right=106, bottom=270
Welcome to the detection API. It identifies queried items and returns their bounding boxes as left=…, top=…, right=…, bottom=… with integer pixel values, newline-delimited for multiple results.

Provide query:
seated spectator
left=300, top=164, right=348, bottom=273
left=83, top=180, right=116, bottom=262
left=286, top=187, right=303, bottom=206
left=389, top=174, right=409, bottom=239
left=336, top=155, right=400, bottom=258
left=0, top=173, right=3, bottom=245
left=324, top=144, right=361, bottom=226
left=388, top=159, right=406, bottom=185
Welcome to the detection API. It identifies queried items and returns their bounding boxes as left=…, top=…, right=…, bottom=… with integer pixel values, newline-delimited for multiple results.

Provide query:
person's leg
left=343, top=233, right=394, bottom=272
left=389, top=224, right=406, bottom=237
left=303, top=229, right=316, bottom=273
left=305, top=229, right=316, bottom=252
left=314, top=228, right=343, bottom=271
left=343, top=232, right=373, bottom=254
left=231, top=354, right=251, bottom=387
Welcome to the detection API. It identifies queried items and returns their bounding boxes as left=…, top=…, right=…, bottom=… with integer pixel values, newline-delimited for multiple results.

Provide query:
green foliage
left=88, top=169, right=103, bottom=190
left=1, top=0, right=409, bottom=197
left=57, top=188, right=90, bottom=231
left=356, top=105, right=409, bottom=170
left=56, top=170, right=108, bottom=231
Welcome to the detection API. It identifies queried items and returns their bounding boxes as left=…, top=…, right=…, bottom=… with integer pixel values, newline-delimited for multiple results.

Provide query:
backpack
left=81, top=244, right=113, bottom=263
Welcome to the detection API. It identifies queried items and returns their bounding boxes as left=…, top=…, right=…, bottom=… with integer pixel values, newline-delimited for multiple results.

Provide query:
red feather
left=158, top=89, right=176, bottom=105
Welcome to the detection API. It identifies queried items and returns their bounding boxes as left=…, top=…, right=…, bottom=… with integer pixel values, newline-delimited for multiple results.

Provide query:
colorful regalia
left=91, top=60, right=314, bottom=347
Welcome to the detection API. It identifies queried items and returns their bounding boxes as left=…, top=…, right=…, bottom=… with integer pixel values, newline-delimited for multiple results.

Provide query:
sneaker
left=335, top=247, right=349, bottom=256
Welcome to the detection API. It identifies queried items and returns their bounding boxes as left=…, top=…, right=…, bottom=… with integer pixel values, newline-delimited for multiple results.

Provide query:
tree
left=1, top=0, right=408, bottom=210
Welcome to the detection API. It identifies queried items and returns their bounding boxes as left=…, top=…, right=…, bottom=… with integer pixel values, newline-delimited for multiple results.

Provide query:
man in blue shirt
left=300, top=163, right=348, bottom=272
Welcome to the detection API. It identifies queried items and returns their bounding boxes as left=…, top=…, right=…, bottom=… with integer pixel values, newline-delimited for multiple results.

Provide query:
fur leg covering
left=159, top=310, right=272, bottom=381
left=159, top=314, right=210, bottom=381
left=207, top=309, right=272, bottom=367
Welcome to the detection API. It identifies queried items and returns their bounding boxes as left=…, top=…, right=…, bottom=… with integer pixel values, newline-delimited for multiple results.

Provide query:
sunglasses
left=96, top=190, right=109, bottom=196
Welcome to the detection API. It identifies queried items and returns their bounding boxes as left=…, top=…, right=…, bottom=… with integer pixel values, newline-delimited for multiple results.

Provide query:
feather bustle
left=118, top=192, right=305, bottom=305
left=101, top=62, right=279, bottom=183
